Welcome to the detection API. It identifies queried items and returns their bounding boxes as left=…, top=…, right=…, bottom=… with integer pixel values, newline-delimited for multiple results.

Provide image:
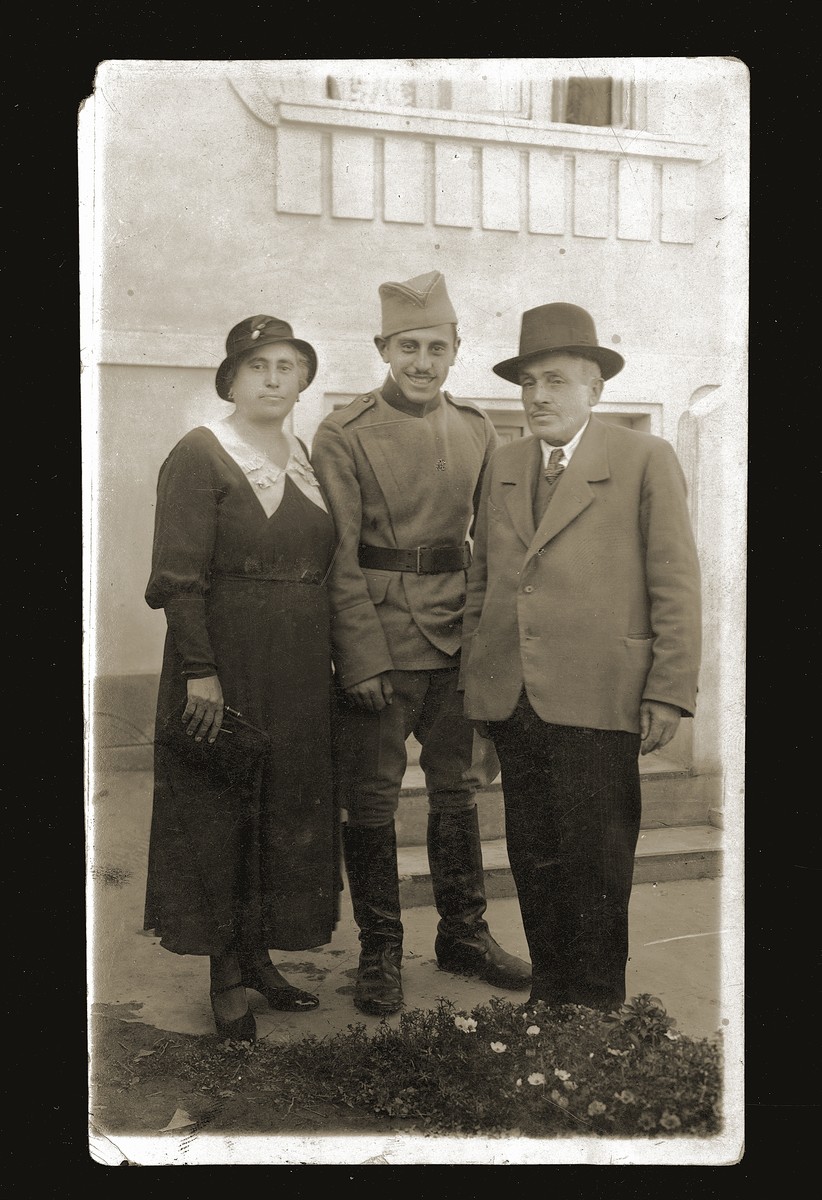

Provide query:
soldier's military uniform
left=311, top=272, right=531, bottom=1015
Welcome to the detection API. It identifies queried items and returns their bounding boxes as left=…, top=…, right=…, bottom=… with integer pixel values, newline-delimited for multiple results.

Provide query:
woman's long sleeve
left=145, top=436, right=221, bottom=678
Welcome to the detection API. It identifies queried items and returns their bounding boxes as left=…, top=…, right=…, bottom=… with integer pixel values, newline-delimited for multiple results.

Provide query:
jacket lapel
left=500, top=437, right=541, bottom=549
left=525, top=417, right=611, bottom=562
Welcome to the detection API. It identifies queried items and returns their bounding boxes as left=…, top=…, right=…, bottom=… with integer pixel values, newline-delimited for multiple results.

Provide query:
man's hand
left=183, top=674, right=224, bottom=744
left=345, top=673, right=394, bottom=713
left=639, top=700, right=681, bottom=756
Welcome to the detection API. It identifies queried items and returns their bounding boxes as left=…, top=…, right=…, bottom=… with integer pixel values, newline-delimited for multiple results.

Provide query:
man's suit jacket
left=311, top=380, right=498, bottom=689
left=460, top=416, right=701, bottom=733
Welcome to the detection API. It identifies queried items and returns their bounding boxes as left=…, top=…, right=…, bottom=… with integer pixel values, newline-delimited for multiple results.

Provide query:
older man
left=311, top=271, right=531, bottom=1016
left=460, top=303, right=702, bottom=1011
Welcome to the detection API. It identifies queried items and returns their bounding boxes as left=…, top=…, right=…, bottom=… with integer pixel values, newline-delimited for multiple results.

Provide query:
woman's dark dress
left=144, top=427, right=339, bottom=955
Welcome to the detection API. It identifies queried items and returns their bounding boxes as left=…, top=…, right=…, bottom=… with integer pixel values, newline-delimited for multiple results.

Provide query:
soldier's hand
left=345, top=673, right=394, bottom=713
left=639, top=700, right=681, bottom=756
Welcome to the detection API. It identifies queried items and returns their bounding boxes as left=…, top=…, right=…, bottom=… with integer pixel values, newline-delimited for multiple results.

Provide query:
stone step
left=89, top=769, right=721, bottom=910
left=100, top=747, right=714, bottom=848
left=398, top=824, right=723, bottom=908
left=394, top=753, right=712, bottom=847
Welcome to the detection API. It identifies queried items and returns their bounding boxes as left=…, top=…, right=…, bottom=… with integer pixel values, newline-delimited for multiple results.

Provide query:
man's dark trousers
left=490, top=689, right=641, bottom=1010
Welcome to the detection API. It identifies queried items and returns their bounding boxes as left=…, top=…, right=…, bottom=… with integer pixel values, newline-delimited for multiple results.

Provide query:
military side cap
left=378, top=271, right=457, bottom=337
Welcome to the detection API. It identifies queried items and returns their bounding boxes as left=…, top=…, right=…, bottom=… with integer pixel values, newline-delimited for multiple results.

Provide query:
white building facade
left=83, top=58, right=747, bottom=823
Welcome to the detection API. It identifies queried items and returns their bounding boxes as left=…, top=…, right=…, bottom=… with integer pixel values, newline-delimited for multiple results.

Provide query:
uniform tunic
left=143, top=425, right=339, bottom=955
left=311, top=376, right=499, bottom=687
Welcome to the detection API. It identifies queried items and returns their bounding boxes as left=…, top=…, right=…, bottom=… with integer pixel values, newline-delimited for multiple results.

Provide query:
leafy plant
left=119, top=994, right=723, bottom=1138
left=603, top=993, right=680, bottom=1048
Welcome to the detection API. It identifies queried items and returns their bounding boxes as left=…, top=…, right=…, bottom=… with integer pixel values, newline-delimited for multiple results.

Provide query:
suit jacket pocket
left=622, top=635, right=654, bottom=667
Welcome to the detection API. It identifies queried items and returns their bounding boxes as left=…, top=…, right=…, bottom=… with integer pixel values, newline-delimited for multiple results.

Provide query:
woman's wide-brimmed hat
left=215, top=315, right=318, bottom=400
left=492, top=303, right=624, bottom=384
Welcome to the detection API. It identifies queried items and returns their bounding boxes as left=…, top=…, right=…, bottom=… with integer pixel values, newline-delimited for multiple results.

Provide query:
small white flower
left=527, top=1073, right=546, bottom=1086
left=664, top=1030, right=679, bottom=1041
left=490, top=1042, right=507, bottom=1053
left=516, top=1078, right=522, bottom=1087
left=588, top=1100, right=607, bottom=1116
left=454, top=1015, right=477, bottom=1033
left=554, top=1068, right=571, bottom=1081
left=526, top=1025, right=540, bottom=1037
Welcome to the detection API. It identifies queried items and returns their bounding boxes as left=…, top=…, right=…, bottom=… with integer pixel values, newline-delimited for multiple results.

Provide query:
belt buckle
left=416, top=545, right=431, bottom=574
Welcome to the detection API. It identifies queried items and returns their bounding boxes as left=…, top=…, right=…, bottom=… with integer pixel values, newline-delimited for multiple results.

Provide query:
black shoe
left=435, top=930, right=532, bottom=991
left=209, top=982, right=257, bottom=1042
left=240, top=964, right=320, bottom=1012
left=353, top=945, right=404, bottom=1016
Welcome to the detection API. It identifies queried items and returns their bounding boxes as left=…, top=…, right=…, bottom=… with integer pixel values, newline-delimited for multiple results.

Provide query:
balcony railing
left=231, top=83, right=710, bottom=245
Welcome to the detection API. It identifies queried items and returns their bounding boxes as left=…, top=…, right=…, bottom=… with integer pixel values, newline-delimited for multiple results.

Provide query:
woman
left=144, top=314, right=339, bottom=1042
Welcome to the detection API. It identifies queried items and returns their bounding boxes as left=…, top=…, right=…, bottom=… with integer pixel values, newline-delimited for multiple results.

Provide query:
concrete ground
left=88, top=768, right=735, bottom=1044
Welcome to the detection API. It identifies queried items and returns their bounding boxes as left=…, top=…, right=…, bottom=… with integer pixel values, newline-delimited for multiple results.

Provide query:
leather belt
left=213, top=571, right=325, bottom=585
left=358, top=543, right=471, bottom=575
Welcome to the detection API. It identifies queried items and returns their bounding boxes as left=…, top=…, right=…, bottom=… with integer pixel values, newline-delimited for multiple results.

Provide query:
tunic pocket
left=363, top=570, right=392, bottom=605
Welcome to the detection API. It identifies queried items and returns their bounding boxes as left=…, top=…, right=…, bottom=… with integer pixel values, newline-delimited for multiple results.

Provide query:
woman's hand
left=183, top=675, right=224, bottom=743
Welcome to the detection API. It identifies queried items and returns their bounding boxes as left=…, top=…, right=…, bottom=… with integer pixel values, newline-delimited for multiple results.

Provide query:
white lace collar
left=203, top=419, right=327, bottom=512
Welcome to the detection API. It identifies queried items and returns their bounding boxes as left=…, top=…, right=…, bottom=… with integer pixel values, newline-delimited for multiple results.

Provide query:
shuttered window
left=325, top=74, right=641, bottom=130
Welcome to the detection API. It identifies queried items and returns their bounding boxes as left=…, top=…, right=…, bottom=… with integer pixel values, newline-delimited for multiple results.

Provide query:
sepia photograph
left=81, top=56, right=748, bottom=1167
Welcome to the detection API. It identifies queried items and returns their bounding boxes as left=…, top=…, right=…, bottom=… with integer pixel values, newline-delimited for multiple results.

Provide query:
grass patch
left=112, top=994, right=722, bottom=1138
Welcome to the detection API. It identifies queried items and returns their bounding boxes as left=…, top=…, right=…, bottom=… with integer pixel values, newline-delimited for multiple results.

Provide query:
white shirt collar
left=539, top=417, right=590, bottom=468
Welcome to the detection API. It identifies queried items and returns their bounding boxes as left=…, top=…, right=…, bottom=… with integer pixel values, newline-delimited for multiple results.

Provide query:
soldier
left=311, top=271, right=531, bottom=1016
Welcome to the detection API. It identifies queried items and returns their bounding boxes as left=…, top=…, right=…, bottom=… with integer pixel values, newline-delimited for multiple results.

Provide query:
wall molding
left=228, top=82, right=709, bottom=244
left=232, top=87, right=709, bottom=162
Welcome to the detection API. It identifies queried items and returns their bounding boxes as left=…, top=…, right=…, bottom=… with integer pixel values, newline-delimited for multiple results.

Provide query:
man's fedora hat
left=378, top=270, right=458, bottom=338
left=492, top=303, right=624, bottom=384
left=215, top=315, right=318, bottom=400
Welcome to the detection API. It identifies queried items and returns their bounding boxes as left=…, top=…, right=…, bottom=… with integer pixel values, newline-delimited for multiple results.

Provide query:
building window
left=550, top=76, right=640, bottom=129
left=484, top=409, right=652, bottom=440
left=326, top=75, right=452, bottom=110
left=563, top=77, right=613, bottom=126
left=325, top=73, right=644, bottom=130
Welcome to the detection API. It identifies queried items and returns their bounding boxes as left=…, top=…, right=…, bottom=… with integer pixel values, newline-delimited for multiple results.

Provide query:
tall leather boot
left=428, top=807, right=532, bottom=991
left=342, top=822, right=404, bottom=1016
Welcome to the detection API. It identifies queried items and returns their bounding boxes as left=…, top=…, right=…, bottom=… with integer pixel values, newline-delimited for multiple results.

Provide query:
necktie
left=544, top=447, right=565, bottom=483
left=533, top=447, right=566, bottom=525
